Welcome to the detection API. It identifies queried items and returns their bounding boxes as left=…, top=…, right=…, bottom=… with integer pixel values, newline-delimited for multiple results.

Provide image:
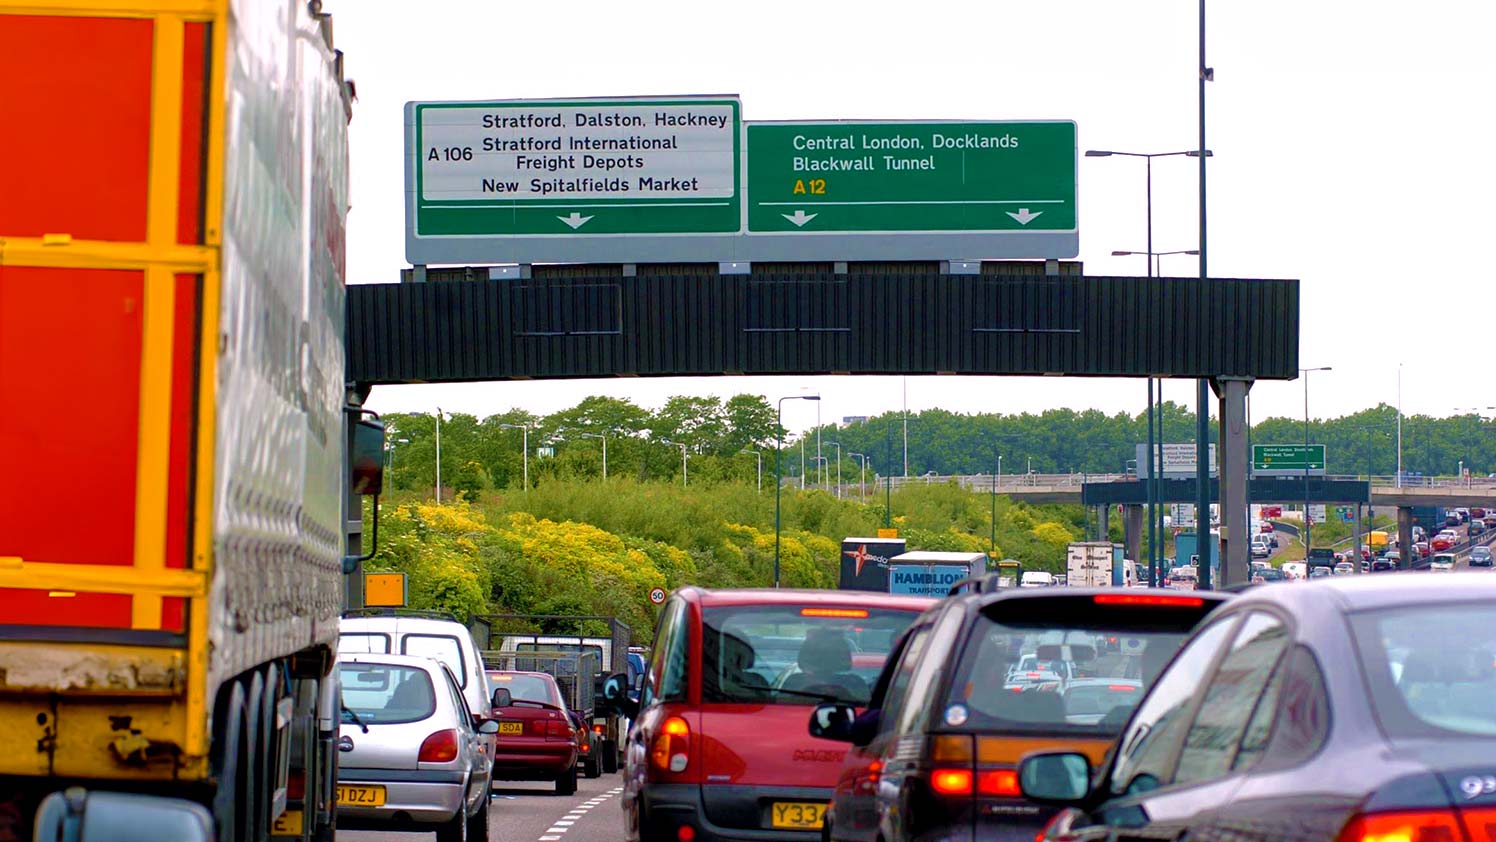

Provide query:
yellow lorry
left=0, top=1, right=374, bottom=838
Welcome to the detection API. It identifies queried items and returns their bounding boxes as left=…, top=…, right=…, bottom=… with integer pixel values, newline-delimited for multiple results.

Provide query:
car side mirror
left=491, top=688, right=512, bottom=709
left=478, top=719, right=500, bottom=735
left=599, top=672, right=639, bottom=720
left=808, top=703, right=858, bottom=742
left=1018, top=751, right=1091, bottom=804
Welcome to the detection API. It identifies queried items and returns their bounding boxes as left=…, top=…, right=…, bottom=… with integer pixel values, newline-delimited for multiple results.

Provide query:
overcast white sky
left=332, top=0, right=1495, bottom=434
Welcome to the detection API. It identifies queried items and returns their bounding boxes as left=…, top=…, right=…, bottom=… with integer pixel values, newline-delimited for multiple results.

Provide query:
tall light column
left=775, top=395, right=820, bottom=588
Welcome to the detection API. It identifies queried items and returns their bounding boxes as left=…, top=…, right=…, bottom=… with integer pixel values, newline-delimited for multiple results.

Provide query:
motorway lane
left=339, top=773, right=626, bottom=842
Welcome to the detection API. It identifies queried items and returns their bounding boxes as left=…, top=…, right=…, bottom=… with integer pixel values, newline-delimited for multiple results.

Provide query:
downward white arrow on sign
left=1006, top=208, right=1042, bottom=225
left=558, top=212, right=594, bottom=230
left=781, top=210, right=818, bottom=227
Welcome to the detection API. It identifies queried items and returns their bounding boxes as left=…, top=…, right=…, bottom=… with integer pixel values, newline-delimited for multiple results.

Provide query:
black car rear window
left=1352, top=603, right=1496, bottom=737
left=943, top=594, right=1219, bottom=736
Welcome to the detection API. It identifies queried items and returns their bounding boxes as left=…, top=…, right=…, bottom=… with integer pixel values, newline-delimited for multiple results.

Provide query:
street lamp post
left=1111, top=249, right=1200, bottom=276
left=1088, top=147, right=1210, bottom=587
left=433, top=409, right=442, bottom=508
left=1301, top=367, right=1333, bottom=561
left=499, top=423, right=531, bottom=492
left=742, top=449, right=763, bottom=492
left=828, top=442, right=843, bottom=498
left=660, top=439, right=688, bottom=488
left=775, top=395, right=820, bottom=588
left=580, top=431, right=610, bottom=481
left=848, top=452, right=867, bottom=499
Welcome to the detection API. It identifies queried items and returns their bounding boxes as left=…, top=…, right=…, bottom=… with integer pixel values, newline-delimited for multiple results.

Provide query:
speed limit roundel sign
left=649, top=587, right=667, bottom=605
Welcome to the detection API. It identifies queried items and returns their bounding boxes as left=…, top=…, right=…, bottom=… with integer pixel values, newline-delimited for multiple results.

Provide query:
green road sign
left=746, top=121, right=1076, bottom=234
left=1252, top=444, right=1327, bottom=472
left=411, top=97, right=741, bottom=239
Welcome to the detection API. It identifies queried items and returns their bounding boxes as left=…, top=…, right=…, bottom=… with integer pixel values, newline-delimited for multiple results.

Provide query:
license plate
left=770, top=801, right=826, bottom=830
left=499, top=721, right=524, bottom=735
left=271, top=810, right=303, bottom=836
left=336, top=784, right=386, bottom=806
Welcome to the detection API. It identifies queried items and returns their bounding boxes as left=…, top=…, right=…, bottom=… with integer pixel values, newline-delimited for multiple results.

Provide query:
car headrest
left=798, top=629, right=853, bottom=674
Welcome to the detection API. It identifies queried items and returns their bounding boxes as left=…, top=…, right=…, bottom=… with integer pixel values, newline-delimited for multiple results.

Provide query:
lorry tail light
left=418, top=729, right=460, bottom=763
left=287, top=768, right=305, bottom=800
left=593, top=724, right=605, bottom=734
left=652, top=716, right=690, bottom=773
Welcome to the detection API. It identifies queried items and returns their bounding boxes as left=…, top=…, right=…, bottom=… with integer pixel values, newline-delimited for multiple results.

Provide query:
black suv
left=806, top=586, right=1229, bottom=842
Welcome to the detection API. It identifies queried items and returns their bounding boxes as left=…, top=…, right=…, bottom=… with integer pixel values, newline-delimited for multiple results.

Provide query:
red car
left=487, top=670, right=581, bottom=794
left=1432, top=536, right=1455, bottom=552
left=603, top=588, right=934, bottom=842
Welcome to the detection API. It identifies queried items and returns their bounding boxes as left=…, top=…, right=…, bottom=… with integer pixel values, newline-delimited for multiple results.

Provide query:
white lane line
left=545, top=828, right=569, bottom=835
left=540, top=837, right=561, bottom=840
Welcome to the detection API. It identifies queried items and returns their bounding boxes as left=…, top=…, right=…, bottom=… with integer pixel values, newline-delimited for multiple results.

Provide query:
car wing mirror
left=1018, top=751, right=1091, bottom=804
left=599, top=672, right=639, bottom=720
left=807, top=703, right=858, bottom=742
left=478, top=719, right=500, bottom=734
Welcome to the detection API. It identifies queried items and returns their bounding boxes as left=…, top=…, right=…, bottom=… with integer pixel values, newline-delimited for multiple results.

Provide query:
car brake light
left=593, top=724, right=605, bottom=734
left=1108, top=684, right=1138, bottom=692
left=1027, top=672, right=1041, bottom=678
left=418, top=729, right=460, bottom=763
left=978, top=769, right=1020, bottom=797
left=1338, top=810, right=1471, bottom=842
left=1094, top=593, right=1204, bottom=608
left=930, top=769, right=973, bottom=795
left=546, top=720, right=571, bottom=739
left=652, top=716, right=690, bottom=773
left=801, top=607, right=869, bottom=618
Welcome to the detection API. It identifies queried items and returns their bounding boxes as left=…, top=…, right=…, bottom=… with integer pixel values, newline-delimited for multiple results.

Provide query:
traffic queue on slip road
left=597, top=567, right=1496, bottom=842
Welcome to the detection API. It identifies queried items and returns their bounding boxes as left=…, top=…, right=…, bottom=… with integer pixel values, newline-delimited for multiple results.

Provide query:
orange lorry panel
left=177, top=21, right=209, bottom=245
left=0, top=15, right=153, bottom=241
left=0, top=267, right=142, bottom=578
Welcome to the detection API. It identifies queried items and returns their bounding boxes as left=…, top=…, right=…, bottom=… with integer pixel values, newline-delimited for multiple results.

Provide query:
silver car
left=335, top=653, right=498, bottom=841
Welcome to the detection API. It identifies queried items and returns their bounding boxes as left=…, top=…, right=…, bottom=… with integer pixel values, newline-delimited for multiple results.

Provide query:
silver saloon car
left=335, top=653, right=498, bottom=841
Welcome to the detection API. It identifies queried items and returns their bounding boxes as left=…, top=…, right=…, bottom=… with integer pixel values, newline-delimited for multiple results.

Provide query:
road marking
left=545, top=828, right=569, bottom=835
left=541, top=837, right=562, bottom=841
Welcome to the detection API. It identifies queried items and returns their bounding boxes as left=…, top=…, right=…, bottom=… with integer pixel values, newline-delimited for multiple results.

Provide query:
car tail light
left=546, top=720, right=571, bottom=739
left=287, top=768, right=305, bottom=800
left=1338, top=810, right=1464, bottom=842
left=1093, top=593, right=1204, bottom=608
left=801, top=607, right=869, bottom=618
left=418, top=729, right=460, bottom=763
left=1462, top=808, right=1496, bottom=841
left=931, top=769, right=973, bottom=795
left=651, top=716, right=690, bottom=773
left=978, top=769, right=1020, bottom=797
left=593, top=724, right=605, bottom=734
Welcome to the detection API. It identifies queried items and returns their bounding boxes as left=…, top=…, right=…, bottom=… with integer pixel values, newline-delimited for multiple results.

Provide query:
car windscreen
left=943, top=594, right=1219, bottom=736
left=701, top=604, right=921, bottom=706
left=1353, top=603, right=1496, bottom=737
left=340, top=663, right=436, bottom=725
left=489, top=672, right=558, bottom=705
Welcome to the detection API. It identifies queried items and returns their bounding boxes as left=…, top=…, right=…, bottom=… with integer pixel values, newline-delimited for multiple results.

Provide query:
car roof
left=1218, top=571, right=1496, bottom=614
left=340, top=615, right=471, bottom=634
left=338, top=652, right=449, bottom=672
left=485, top=669, right=557, bottom=681
left=683, top=587, right=935, bottom=611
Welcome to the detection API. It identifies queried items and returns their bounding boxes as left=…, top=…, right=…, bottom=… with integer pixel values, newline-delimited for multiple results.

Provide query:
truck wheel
left=210, top=681, right=246, bottom=842
left=601, top=741, right=618, bottom=774
left=585, top=753, right=601, bottom=779
left=555, top=769, right=577, bottom=796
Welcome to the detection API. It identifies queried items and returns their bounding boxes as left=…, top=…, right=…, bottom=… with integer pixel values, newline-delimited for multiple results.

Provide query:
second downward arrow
left=782, top=210, right=818, bottom=227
